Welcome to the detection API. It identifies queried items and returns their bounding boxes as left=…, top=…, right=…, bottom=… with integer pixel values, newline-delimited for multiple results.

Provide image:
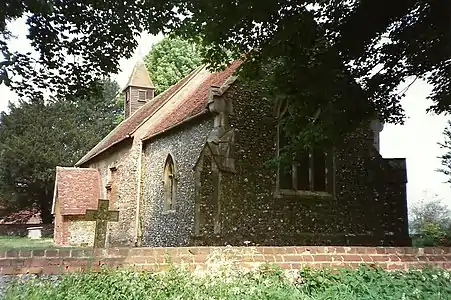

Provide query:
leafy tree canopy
left=144, top=36, right=203, bottom=94
left=0, top=79, right=122, bottom=222
left=1, top=0, right=449, bottom=150
left=409, top=197, right=451, bottom=247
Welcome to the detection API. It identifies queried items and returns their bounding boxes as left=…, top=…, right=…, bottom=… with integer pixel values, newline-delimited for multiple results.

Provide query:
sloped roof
left=76, top=66, right=204, bottom=166
left=124, top=60, right=155, bottom=90
left=76, top=61, right=241, bottom=166
left=143, top=60, right=241, bottom=140
left=52, top=167, right=100, bottom=215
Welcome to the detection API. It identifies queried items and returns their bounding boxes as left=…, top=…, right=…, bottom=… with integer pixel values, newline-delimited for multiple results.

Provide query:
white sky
left=1, top=18, right=450, bottom=209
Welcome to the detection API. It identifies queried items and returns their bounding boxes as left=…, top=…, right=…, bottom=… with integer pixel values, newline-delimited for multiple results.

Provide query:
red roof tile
left=144, top=60, right=242, bottom=139
left=75, top=66, right=203, bottom=166
left=76, top=61, right=241, bottom=165
left=52, top=167, right=101, bottom=215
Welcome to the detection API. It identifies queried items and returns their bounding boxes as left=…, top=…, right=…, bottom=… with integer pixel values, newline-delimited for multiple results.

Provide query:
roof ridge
left=75, top=65, right=206, bottom=166
left=142, top=68, right=239, bottom=141
left=129, top=65, right=206, bottom=137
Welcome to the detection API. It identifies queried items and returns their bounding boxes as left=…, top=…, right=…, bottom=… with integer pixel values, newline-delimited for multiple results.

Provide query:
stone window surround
left=274, top=109, right=336, bottom=199
left=162, top=154, right=177, bottom=214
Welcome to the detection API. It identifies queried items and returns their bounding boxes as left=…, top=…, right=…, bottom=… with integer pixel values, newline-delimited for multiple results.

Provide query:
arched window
left=163, top=154, right=176, bottom=211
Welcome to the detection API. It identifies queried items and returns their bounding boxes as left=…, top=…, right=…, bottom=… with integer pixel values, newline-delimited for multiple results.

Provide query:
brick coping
left=1, top=246, right=450, bottom=275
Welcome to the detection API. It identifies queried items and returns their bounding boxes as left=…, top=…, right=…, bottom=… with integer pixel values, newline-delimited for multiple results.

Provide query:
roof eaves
left=142, top=109, right=210, bottom=142
left=75, top=134, right=131, bottom=166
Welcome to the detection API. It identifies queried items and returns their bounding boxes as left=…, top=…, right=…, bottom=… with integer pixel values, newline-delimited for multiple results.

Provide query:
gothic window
left=138, top=90, right=147, bottom=102
left=163, top=155, right=176, bottom=211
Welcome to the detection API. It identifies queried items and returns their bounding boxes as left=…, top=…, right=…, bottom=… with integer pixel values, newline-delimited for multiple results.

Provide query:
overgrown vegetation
left=4, top=265, right=450, bottom=300
left=409, top=197, right=451, bottom=247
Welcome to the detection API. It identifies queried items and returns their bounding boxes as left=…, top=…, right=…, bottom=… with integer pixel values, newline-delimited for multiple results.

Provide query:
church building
left=52, top=59, right=411, bottom=247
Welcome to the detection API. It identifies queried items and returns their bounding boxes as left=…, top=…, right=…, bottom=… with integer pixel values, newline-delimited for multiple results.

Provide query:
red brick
left=343, top=255, right=363, bottom=262
left=45, top=249, right=59, bottom=257
left=5, top=250, right=19, bottom=258
left=424, top=248, right=435, bottom=255
left=335, top=247, right=346, bottom=254
left=376, top=248, right=386, bottom=254
left=302, top=255, right=314, bottom=262
left=388, top=255, right=401, bottom=262
left=365, top=248, right=378, bottom=254
left=399, top=256, right=417, bottom=262
left=355, top=247, right=367, bottom=254
left=332, top=255, right=344, bottom=262
left=313, top=255, right=333, bottom=262
left=32, top=250, right=46, bottom=257
left=290, top=262, right=303, bottom=269
left=26, top=258, right=47, bottom=267
left=11, top=259, right=26, bottom=267
left=276, top=262, right=292, bottom=269
left=259, top=247, right=276, bottom=254
left=252, top=255, right=268, bottom=262
left=71, top=250, right=86, bottom=258
left=0, top=259, right=11, bottom=267
left=428, top=256, right=446, bottom=262
left=344, top=247, right=357, bottom=254
left=371, top=256, right=390, bottom=262
left=273, top=255, right=285, bottom=262
left=283, top=255, right=303, bottom=262
left=19, top=250, right=32, bottom=258
left=362, top=256, right=373, bottom=263
left=295, top=247, right=312, bottom=254
left=385, top=248, right=396, bottom=254
left=283, top=247, right=297, bottom=254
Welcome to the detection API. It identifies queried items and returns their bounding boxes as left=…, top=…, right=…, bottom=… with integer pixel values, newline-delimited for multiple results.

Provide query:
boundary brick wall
left=0, top=246, right=450, bottom=275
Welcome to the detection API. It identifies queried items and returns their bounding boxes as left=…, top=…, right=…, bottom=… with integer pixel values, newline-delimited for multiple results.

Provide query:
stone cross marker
left=85, top=199, right=119, bottom=248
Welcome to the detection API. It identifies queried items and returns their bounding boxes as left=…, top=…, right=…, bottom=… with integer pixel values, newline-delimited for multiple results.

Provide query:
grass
left=0, top=236, right=55, bottom=249
left=3, top=265, right=451, bottom=300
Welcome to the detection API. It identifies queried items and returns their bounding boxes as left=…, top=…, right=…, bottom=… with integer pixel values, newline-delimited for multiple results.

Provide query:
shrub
left=4, top=265, right=451, bottom=300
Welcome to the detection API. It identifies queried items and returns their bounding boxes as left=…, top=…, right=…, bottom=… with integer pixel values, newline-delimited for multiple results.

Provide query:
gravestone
left=27, top=226, right=43, bottom=239
left=85, top=199, right=119, bottom=248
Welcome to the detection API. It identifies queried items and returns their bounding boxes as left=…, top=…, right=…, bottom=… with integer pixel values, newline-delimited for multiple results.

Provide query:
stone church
left=52, top=59, right=411, bottom=247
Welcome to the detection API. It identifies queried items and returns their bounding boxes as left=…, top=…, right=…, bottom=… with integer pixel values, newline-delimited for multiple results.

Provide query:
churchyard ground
left=0, top=236, right=55, bottom=249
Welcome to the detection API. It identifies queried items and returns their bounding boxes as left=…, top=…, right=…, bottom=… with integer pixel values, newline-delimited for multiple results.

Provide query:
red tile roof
left=76, top=66, right=203, bottom=166
left=76, top=61, right=241, bottom=165
left=52, top=167, right=101, bottom=215
left=144, top=60, right=242, bottom=139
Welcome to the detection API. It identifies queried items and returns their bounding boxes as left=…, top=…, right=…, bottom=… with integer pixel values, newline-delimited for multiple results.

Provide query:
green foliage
left=4, top=266, right=450, bottom=300
left=439, top=121, right=451, bottom=183
left=1, top=1, right=448, bottom=139
left=0, top=79, right=122, bottom=222
left=144, top=36, right=203, bottom=94
left=0, top=237, right=54, bottom=249
left=409, top=198, right=451, bottom=247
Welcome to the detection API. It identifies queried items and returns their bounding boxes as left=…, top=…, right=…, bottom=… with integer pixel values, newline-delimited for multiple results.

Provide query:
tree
left=145, top=36, right=203, bottom=94
left=1, top=1, right=449, bottom=151
left=439, top=121, right=451, bottom=183
left=409, top=197, right=451, bottom=247
left=0, top=79, right=122, bottom=222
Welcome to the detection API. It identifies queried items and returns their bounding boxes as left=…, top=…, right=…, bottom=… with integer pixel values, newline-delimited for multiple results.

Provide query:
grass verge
left=3, top=265, right=451, bottom=300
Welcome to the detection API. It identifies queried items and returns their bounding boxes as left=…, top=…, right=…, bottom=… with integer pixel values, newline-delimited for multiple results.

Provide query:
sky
left=1, top=19, right=450, bottom=210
